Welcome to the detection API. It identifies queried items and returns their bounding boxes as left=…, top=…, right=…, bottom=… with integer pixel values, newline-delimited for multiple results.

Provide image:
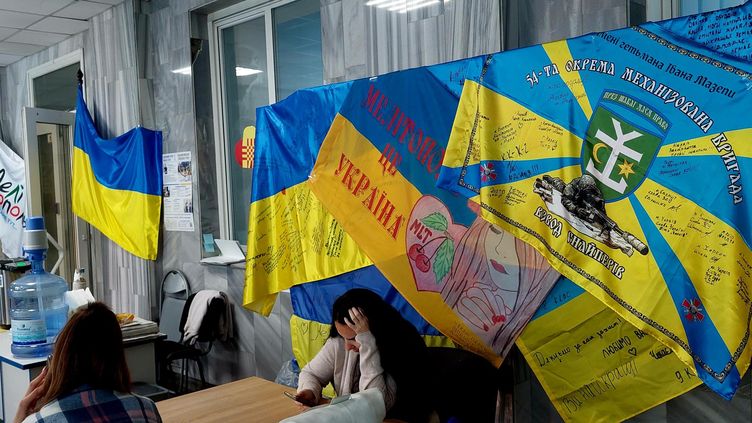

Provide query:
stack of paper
left=120, top=317, right=159, bottom=339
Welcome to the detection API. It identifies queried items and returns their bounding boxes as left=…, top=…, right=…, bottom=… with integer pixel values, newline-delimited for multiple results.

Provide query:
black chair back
left=177, top=293, right=227, bottom=345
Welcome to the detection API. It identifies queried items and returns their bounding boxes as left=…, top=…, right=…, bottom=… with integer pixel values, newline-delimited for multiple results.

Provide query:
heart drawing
left=406, top=195, right=468, bottom=292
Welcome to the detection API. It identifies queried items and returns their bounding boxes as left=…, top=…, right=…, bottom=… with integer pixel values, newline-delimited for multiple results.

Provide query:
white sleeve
left=355, top=331, right=397, bottom=411
left=297, top=337, right=337, bottom=403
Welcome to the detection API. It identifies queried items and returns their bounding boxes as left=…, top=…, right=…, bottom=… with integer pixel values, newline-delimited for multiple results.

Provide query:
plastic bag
left=275, top=359, right=300, bottom=388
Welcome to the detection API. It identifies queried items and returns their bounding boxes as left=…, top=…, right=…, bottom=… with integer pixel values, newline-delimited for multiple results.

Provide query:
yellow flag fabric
left=243, top=83, right=373, bottom=314
left=309, top=61, right=561, bottom=366
left=243, top=181, right=372, bottom=314
left=72, top=88, right=161, bottom=260
left=517, top=277, right=700, bottom=422
left=439, top=14, right=752, bottom=397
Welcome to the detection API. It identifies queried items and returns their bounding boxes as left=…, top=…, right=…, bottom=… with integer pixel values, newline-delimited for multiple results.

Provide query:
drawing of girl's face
left=484, top=224, right=520, bottom=312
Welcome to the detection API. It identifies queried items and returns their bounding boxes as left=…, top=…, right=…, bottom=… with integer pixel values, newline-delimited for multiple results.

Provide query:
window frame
left=208, top=0, right=308, bottom=241
left=27, top=49, right=85, bottom=109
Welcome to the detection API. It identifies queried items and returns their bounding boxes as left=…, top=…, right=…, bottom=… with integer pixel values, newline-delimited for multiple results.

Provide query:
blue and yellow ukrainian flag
left=72, top=87, right=162, bottom=260
left=243, top=82, right=374, bottom=315
left=244, top=83, right=454, bottom=368
left=440, top=2, right=752, bottom=398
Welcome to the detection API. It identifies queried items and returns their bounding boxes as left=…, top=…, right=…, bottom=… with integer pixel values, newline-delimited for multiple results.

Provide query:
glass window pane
left=35, top=123, right=75, bottom=283
left=273, top=0, right=323, bottom=100
left=221, top=16, right=269, bottom=242
left=629, top=0, right=648, bottom=25
left=33, top=63, right=79, bottom=111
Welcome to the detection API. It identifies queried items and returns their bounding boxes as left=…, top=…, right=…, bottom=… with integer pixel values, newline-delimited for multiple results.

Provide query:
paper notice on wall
left=162, top=151, right=194, bottom=232
left=0, top=141, right=26, bottom=257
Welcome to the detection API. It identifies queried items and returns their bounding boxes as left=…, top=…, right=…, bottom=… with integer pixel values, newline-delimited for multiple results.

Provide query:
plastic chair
left=158, top=292, right=227, bottom=393
left=159, top=270, right=190, bottom=342
left=156, top=270, right=190, bottom=390
left=426, top=347, right=499, bottom=423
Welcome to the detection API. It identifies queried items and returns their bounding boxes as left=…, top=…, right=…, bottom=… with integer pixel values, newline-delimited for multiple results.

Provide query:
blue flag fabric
left=72, top=87, right=162, bottom=260
left=438, top=1, right=752, bottom=398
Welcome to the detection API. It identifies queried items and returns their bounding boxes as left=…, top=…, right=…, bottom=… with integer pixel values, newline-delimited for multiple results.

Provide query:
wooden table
left=156, top=376, right=302, bottom=422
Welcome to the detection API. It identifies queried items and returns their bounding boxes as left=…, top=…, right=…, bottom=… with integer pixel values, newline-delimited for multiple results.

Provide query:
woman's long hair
left=329, top=288, right=429, bottom=421
left=36, top=302, right=131, bottom=410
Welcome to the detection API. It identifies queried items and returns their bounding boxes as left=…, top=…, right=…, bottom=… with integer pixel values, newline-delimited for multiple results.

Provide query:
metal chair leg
left=195, top=359, right=206, bottom=390
left=180, top=358, right=187, bottom=394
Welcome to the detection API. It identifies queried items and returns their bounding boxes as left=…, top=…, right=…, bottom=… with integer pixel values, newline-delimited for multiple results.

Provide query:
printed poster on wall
left=162, top=151, right=194, bottom=232
left=0, top=141, right=26, bottom=257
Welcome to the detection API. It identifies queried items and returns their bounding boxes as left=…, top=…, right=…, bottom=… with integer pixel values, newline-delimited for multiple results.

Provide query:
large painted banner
left=309, top=58, right=560, bottom=365
left=0, top=141, right=25, bottom=258
left=440, top=2, right=752, bottom=397
left=72, top=87, right=162, bottom=260
left=517, top=277, right=701, bottom=422
left=246, top=84, right=454, bottom=368
left=243, top=83, right=372, bottom=314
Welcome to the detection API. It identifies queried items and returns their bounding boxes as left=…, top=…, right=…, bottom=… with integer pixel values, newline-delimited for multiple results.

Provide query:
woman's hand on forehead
left=345, top=307, right=370, bottom=334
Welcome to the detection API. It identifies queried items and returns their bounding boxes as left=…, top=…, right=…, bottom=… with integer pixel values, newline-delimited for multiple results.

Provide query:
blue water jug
left=10, top=217, right=69, bottom=358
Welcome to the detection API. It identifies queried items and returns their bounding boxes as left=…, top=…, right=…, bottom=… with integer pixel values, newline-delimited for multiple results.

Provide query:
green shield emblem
left=582, top=97, right=663, bottom=201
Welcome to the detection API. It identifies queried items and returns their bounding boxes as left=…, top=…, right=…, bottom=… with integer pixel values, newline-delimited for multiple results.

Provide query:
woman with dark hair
left=14, top=302, right=162, bottom=423
left=295, top=288, right=430, bottom=422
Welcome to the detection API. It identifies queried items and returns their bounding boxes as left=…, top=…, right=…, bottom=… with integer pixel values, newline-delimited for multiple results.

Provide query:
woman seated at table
left=295, top=288, right=431, bottom=422
left=15, top=302, right=162, bottom=423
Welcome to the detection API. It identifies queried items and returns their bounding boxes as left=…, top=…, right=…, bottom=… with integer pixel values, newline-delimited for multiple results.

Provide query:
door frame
left=22, top=107, right=91, bottom=283
left=26, top=49, right=83, bottom=111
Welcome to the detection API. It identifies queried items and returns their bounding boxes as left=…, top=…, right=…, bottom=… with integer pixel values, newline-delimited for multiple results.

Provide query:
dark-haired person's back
left=22, top=386, right=160, bottom=423
left=15, top=302, right=162, bottom=423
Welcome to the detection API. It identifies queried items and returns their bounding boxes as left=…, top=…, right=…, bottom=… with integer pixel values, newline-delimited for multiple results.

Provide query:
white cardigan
left=297, top=331, right=396, bottom=411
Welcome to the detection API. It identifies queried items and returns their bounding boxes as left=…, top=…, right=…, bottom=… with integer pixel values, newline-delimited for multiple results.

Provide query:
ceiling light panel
left=368, top=0, right=447, bottom=13
left=0, top=0, right=75, bottom=16
left=0, top=10, right=45, bottom=29
left=0, top=27, right=19, bottom=40
left=6, top=30, right=68, bottom=46
left=28, top=16, right=89, bottom=35
left=55, top=1, right=111, bottom=20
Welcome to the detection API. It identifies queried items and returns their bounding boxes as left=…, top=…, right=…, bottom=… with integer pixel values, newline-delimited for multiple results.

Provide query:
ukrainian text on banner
left=517, top=277, right=700, bottom=422
left=0, top=141, right=25, bottom=258
left=439, top=3, right=752, bottom=397
left=72, top=88, right=162, bottom=260
left=309, top=58, right=560, bottom=365
left=243, top=82, right=373, bottom=315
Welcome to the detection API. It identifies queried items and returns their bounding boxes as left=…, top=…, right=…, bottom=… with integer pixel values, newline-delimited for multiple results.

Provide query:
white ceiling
left=0, top=0, right=125, bottom=66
